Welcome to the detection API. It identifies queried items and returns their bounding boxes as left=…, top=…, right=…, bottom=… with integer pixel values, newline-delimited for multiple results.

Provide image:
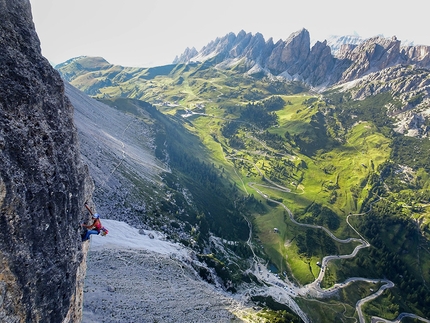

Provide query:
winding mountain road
left=224, top=151, right=430, bottom=323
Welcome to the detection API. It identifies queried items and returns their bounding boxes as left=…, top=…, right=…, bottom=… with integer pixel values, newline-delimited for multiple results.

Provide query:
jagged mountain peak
left=173, top=47, right=198, bottom=65
left=173, top=29, right=430, bottom=88
left=285, top=28, right=310, bottom=43
left=237, top=29, right=247, bottom=38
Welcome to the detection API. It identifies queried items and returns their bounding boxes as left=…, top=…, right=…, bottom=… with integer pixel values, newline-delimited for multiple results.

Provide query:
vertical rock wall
left=0, top=0, right=93, bottom=322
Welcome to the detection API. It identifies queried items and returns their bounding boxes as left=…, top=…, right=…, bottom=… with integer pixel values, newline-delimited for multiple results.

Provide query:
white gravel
left=81, top=220, right=249, bottom=323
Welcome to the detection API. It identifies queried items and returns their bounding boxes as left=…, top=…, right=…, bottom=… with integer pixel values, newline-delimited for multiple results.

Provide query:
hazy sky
left=30, top=0, right=429, bottom=67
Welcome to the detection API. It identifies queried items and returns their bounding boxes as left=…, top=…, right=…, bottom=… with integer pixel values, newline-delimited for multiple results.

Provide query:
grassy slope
left=172, top=88, right=390, bottom=285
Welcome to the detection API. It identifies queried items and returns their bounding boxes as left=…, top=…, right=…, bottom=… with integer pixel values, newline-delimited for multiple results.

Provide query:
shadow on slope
left=99, top=97, right=250, bottom=243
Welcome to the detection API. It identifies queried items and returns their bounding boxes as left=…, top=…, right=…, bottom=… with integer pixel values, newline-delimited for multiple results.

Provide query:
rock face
left=338, top=36, right=403, bottom=82
left=0, top=1, right=93, bottom=322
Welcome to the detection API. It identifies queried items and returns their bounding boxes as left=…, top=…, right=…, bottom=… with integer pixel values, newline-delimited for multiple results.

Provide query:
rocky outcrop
left=339, top=36, right=404, bottom=82
left=301, top=40, right=335, bottom=86
left=340, top=65, right=430, bottom=100
left=402, top=45, right=430, bottom=66
left=0, top=0, right=93, bottom=322
left=267, top=28, right=311, bottom=76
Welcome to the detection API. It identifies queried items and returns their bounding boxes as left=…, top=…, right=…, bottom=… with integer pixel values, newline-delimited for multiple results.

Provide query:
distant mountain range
left=58, top=29, right=430, bottom=138
left=173, top=28, right=429, bottom=88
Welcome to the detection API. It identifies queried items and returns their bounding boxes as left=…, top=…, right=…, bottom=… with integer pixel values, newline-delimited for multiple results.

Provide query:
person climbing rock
left=81, top=203, right=103, bottom=241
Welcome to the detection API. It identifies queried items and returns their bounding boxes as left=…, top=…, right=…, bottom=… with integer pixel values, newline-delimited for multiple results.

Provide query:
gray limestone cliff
left=0, top=0, right=93, bottom=322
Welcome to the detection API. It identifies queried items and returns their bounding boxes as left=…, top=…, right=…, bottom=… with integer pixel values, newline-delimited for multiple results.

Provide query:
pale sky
left=29, top=0, right=429, bottom=68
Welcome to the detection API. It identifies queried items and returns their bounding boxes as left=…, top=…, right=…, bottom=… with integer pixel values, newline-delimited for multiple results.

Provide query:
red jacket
left=84, top=218, right=102, bottom=233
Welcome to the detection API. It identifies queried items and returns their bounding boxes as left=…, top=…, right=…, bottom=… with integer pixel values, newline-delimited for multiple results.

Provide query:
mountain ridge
left=173, top=29, right=430, bottom=88
left=56, top=28, right=430, bottom=139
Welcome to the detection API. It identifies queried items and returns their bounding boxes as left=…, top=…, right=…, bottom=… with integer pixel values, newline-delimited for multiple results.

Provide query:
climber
left=81, top=203, right=103, bottom=241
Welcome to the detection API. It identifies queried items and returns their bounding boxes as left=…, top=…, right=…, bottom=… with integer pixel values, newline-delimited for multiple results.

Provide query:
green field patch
left=252, top=206, right=290, bottom=269
left=252, top=197, right=360, bottom=285
left=292, top=122, right=390, bottom=216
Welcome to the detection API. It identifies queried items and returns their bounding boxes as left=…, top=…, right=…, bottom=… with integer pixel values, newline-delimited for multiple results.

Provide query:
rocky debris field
left=82, top=247, right=248, bottom=323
